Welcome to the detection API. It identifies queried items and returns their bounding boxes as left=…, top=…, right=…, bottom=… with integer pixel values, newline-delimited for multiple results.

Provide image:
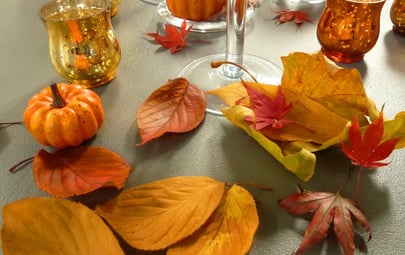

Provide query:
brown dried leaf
left=167, top=184, right=259, bottom=255
left=33, top=146, right=131, bottom=197
left=136, top=78, right=206, bottom=146
left=1, top=197, right=124, bottom=255
left=95, top=176, right=225, bottom=251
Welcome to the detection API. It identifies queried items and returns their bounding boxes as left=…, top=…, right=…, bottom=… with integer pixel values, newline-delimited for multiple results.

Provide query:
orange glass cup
left=390, top=0, right=405, bottom=35
left=317, top=0, right=386, bottom=63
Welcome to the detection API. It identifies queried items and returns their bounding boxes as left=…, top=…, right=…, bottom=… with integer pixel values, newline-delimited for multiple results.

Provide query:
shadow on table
left=383, top=30, right=405, bottom=73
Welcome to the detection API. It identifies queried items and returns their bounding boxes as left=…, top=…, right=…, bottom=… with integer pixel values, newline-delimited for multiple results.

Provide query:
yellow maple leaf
left=1, top=197, right=124, bottom=255
left=167, top=184, right=259, bottom=255
left=95, top=176, right=225, bottom=251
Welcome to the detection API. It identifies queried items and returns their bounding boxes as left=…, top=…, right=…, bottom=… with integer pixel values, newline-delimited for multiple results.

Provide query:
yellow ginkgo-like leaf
left=95, top=176, right=225, bottom=251
left=1, top=197, right=124, bottom=255
left=167, top=184, right=259, bottom=255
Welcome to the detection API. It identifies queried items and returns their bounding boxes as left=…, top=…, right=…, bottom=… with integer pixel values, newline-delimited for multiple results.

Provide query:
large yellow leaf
left=1, top=197, right=124, bottom=255
left=281, top=52, right=378, bottom=120
left=95, top=176, right=225, bottom=250
left=167, top=184, right=259, bottom=255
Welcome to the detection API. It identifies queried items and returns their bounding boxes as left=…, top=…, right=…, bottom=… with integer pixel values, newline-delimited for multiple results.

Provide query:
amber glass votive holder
left=390, top=0, right=405, bottom=35
left=317, top=0, right=386, bottom=63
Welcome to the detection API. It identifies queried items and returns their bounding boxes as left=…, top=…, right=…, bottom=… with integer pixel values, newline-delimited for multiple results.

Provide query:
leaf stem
left=8, top=156, right=35, bottom=172
left=0, top=121, right=23, bottom=127
left=233, top=181, right=273, bottom=192
left=354, top=166, right=363, bottom=204
left=210, top=61, right=258, bottom=83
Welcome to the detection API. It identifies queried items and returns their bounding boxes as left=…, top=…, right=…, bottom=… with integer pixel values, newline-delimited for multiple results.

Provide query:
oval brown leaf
left=136, top=77, right=206, bottom=146
left=1, top=197, right=124, bottom=255
left=33, top=146, right=131, bottom=197
left=95, top=176, right=225, bottom=250
left=167, top=184, right=259, bottom=255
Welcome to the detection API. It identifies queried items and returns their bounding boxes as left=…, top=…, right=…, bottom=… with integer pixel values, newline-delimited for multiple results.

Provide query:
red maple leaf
left=273, top=9, right=313, bottom=27
left=146, top=20, right=192, bottom=54
left=341, top=111, right=399, bottom=169
left=242, top=85, right=293, bottom=130
left=278, top=188, right=372, bottom=255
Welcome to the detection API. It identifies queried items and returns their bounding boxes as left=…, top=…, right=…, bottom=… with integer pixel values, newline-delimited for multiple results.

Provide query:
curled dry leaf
left=95, top=176, right=225, bottom=251
left=33, top=146, right=131, bottom=197
left=1, top=197, right=124, bottom=255
left=136, top=77, right=206, bottom=146
left=167, top=184, right=259, bottom=255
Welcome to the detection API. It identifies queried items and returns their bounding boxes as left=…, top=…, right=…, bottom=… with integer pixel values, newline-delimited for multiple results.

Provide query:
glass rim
left=39, top=0, right=108, bottom=21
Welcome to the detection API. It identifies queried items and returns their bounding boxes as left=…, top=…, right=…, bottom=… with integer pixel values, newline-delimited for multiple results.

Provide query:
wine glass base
left=179, top=53, right=283, bottom=115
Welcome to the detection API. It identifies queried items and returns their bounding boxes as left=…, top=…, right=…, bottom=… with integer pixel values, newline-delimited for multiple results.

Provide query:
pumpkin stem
left=210, top=61, right=258, bottom=83
left=8, top=156, right=35, bottom=172
left=50, top=83, right=66, bottom=108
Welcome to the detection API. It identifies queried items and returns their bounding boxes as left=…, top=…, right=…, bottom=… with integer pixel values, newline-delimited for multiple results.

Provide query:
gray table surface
left=1, top=0, right=404, bottom=254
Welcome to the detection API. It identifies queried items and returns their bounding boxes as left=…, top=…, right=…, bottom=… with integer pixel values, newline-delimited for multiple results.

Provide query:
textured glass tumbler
left=390, top=0, right=405, bottom=35
left=317, top=0, right=385, bottom=63
left=39, top=0, right=121, bottom=87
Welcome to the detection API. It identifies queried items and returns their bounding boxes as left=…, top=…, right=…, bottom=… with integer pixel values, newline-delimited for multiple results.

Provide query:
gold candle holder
left=39, top=0, right=121, bottom=88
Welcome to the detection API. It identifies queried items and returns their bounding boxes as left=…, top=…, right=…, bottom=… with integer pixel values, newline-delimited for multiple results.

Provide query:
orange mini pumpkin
left=166, top=0, right=226, bottom=21
left=23, top=83, right=104, bottom=149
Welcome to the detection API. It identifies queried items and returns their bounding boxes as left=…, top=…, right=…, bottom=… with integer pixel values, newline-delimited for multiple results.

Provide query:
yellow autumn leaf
left=167, top=184, right=259, bottom=255
left=95, top=176, right=225, bottom=251
left=281, top=52, right=378, bottom=120
left=1, top=197, right=124, bottom=255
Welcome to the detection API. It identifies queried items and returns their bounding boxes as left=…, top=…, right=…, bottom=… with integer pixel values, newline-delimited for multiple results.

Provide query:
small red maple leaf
left=242, top=85, right=293, bottom=130
left=278, top=187, right=372, bottom=255
left=341, top=111, right=399, bottom=169
left=146, top=20, right=192, bottom=54
left=273, top=9, right=313, bottom=26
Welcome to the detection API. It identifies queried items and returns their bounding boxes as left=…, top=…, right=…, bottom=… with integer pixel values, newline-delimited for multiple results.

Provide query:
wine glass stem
left=223, top=0, right=247, bottom=79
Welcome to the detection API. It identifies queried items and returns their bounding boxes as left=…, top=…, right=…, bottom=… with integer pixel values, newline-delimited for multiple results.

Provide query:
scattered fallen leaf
left=33, top=146, right=131, bottom=197
left=242, top=84, right=293, bottom=130
left=95, top=176, right=225, bottom=250
left=146, top=20, right=192, bottom=54
left=1, top=197, right=124, bottom=255
left=342, top=110, right=399, bottom=169
left=273, top=9, right=313, bottom=26
left=167, top=184, right=258, bottom=255
left=278, top=188, right=372, bottom=255
left=136, top=77, right=206, bottom=146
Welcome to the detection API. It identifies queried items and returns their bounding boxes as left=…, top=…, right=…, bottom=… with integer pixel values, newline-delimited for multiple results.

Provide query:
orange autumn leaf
left=1, top=197, right=124, bottom=255
left=33, top=146, right=131, bottom=197
left=95, top=176, right=225, bottom=251
left=136, top=77, right=206, bottom=146
left=167, top=184, right=259, bottom=255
